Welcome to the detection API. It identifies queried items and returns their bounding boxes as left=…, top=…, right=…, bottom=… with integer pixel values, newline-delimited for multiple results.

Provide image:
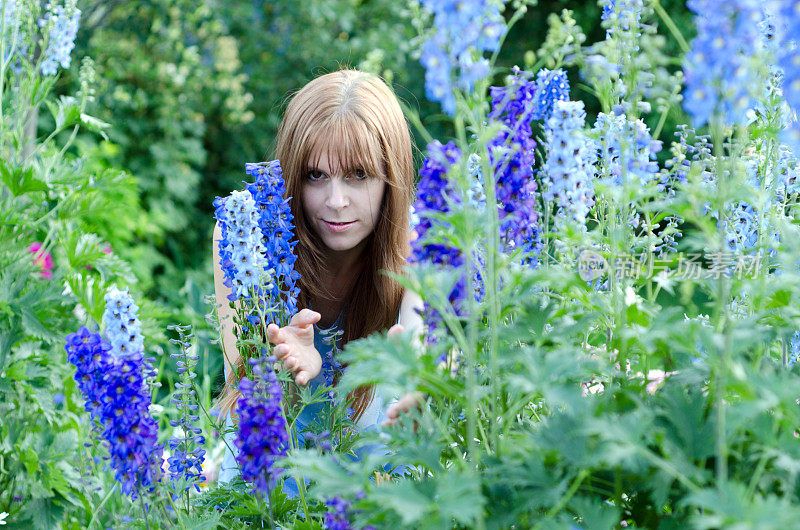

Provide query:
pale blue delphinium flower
left=418, top=0, right=507, bottom=115
left=213, top=189, right=271, bottom=301
left=542, top=100, right=597, bottom=226
left=682, top=0, right=762, bottom=128
left=103, top=286, right=145, bottom=357
left=38, top=0, right=81, bottom=76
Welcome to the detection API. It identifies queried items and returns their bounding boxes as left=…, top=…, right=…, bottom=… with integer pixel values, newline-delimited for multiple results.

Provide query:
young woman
left=213, top=69, right=424, bottom=486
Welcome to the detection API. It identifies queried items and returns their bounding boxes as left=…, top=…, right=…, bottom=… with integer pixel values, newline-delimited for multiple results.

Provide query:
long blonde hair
left=219, top=69, right=414, bottom=421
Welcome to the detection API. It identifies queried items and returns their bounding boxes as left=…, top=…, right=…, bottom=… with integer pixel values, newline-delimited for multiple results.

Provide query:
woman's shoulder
left=397, top=289, right=423, bottom=332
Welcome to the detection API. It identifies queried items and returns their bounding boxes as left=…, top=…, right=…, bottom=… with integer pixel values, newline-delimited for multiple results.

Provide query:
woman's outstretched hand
left=383, top=324, right=425, bottom=428
left=267, top=308, right=322, bottom=387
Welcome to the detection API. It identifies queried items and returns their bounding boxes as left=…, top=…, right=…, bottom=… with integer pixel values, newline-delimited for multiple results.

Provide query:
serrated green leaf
left=0, top=159, right=48, bottom=197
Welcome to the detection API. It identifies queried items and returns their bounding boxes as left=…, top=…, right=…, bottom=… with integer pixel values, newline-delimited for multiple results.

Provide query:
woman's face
left=301, top=147, right=386, bottom=255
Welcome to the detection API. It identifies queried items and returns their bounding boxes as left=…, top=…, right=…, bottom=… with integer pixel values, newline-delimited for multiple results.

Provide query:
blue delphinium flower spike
left=167, top=324, right=206, bottom=496
left=213, top=189, right=272, bottom=301
left=234, top=355, right=289, bottom=496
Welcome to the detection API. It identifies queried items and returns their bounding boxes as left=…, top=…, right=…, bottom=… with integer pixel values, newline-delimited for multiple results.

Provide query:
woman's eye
left=306, top=170, right=325, bottom=181
left=350, top=169, right=367, bottom=181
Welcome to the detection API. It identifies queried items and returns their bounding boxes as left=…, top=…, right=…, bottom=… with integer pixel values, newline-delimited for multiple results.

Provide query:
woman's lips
left=322, top=220, right=355, bottom=232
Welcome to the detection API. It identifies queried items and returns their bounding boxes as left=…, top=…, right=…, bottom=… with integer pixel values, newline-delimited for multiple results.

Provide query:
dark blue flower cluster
left=419, top=0, right=507, bottom=115
left=166, top=324, right=206, bottom=496
left=487, top=68, right=544, bottom=264
left=245, top=160, right=301, bottom=321
left=682, top=0, right=762, bottom=128
left=323, top=496, right=353, bottom=530
left=64, top=326, right=111, bottom=422
left=542, top=100, right=597, bottom=226
left=39, top=0, right=81, bottom=76
left=65, top=289, right=163, bottom=501
left=409, top=141, right=470, bottom=339
left=234, top=354, right=288, bottom=496
left=214, top=190, right=270, bottom=301
left=410, top=141, right=464, bottom=269
left=532, top=68, right=570, bottom=124
left=98, top=351, right=163, bottom=500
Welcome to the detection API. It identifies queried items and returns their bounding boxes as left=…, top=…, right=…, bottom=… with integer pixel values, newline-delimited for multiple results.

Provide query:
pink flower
left=28, top=242, right=53, bottom=279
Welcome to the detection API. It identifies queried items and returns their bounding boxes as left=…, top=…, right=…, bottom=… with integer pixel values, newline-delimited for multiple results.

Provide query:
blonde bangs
left=300, top=113, right=387, bottom=182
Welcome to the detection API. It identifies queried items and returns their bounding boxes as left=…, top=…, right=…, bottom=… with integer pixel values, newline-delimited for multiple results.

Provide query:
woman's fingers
left=266, top=323, right=284, bottom=345
left=289, top=308, right=321, bottom=328
left=273, top=343, right=289, bottom=359
left=295, top=370, right=312, bottom=387
left=388, top=324, right=405, bottom=338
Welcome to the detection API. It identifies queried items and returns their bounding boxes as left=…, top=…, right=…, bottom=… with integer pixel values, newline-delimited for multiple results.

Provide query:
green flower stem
left=652, top=0, right=691, bottom=54
left=710, top=120, right=730, bottom=485
left=87, top=483, right=118, bottom=530
left=137, top=487, right=151, bottom=530
left=164, top=492, right=188, bottom=530
left=543, top=469, right=589, bottom=521
left=475, top=98, right=502, bottom=457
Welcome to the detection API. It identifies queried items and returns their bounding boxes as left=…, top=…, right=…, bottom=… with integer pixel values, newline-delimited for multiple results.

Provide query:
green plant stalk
left=476, top=106, right=502, bottom=456
left=710, top=120, right=729, bottom=485
left=652, top=0, right=691, bottom=54
left=137, top=487, right=151, bottom=530
left=454, top=108, right=486, bottom=530
left=652, top=82, right=682, bottom=140
left=454, top=111, right=480, bottom=465
left=543, top=469, right=589, bottom=520
left=87, top=483, right=118, bottom=530
left=164, top=493, right=188, bottom=530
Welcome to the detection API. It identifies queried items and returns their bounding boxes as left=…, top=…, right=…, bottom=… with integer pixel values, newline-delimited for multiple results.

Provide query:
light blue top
left=218, top=319, right=392, bottom=494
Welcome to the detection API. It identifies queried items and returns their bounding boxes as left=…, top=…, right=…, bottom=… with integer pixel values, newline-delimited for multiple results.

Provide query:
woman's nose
left=325, top=179, right=349, bottom=210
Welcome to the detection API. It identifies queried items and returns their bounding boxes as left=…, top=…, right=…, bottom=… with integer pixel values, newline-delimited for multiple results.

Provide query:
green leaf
left=0, top=159, right=48, bottom=197
left=19, top=445, right=39, bottom=475
left=20, top=496, right=65, bottom=529
left=435, top=469, right=483, bottom=525
left=370, top=479, right=431, bottom=525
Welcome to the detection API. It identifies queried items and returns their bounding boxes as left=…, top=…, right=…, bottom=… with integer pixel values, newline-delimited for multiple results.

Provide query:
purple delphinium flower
left=99, top=288, right=163, bottom=500
left=410, top=140, right=463, bottom=268
left=245, top=160, right=301, bottom=321
left=532, top=68, right=570, bottom=124
left=38, top=0, right=81, bottom=76
left=66, top=296, right=164, bottom=502
left=167, top=324, right=206, bottom=496
left=323, top=496, right=353, bottom=530
left=234, top=355, right=289, bottom=496
left=97, top=350, right=163, bottom=500
left=542, top=100, right=597, bottom=226
left=682, top=0, right=762, bottom=128
left=213, top=189, right=271, bottom=301
left=64, top=326, right=111, bottom=422
left=419, top=0, right=507, bottom=115
left=489, top=66, right=537, bottom=137
left=487, top=68, right=544, bottom=264
left=409, top=141, right=469, bottom=339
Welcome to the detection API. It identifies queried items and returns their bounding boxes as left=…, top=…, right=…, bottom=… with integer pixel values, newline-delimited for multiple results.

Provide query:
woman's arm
left=383, top=288, right=425, bottom=426
left=212, top=221, right=240, bottom=380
